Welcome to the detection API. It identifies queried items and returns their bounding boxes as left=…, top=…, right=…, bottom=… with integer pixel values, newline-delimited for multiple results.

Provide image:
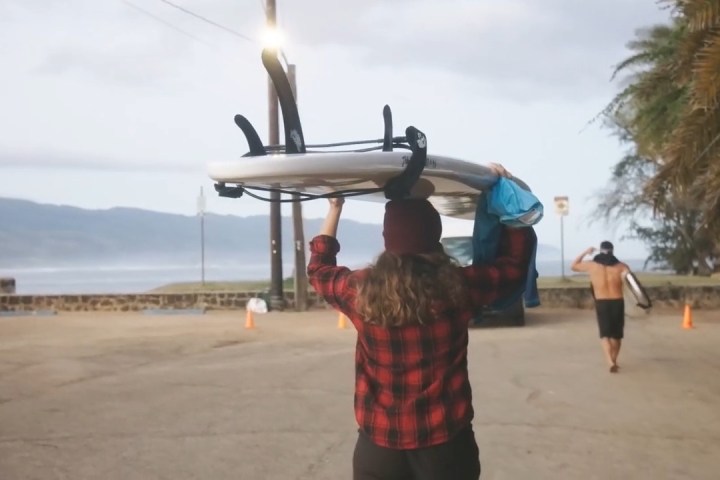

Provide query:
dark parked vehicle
left=441, top=236, right=525, bottom=327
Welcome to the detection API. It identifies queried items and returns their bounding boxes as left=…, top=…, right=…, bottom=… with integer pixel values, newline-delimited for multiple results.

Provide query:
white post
left=554, top=196, right=569, bottom=281
left=560, top=215, right=565, bottom=280
left=197, top=187, right=207, bottom=286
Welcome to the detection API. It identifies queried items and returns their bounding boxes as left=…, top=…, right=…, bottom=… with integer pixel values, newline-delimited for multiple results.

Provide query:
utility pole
left=287, top=64, right=308, bottom=311
left=266, top=0, right=285, bottom=311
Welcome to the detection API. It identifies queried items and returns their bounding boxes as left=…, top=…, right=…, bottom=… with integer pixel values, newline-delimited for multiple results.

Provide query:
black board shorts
left=594, top=299, right=625, bottom=339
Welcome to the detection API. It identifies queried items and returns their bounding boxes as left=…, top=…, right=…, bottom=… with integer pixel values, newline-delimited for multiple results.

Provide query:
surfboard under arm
left=624, top=271, right=652, bottom=309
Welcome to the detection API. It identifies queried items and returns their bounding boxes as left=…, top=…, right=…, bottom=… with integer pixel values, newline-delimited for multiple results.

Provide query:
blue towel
left=472, top=180, right=542, bottom=309
left=487, top=177, right=544, bottom=227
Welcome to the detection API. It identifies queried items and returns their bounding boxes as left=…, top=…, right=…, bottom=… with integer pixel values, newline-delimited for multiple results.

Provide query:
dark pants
left=352, top=426, right=481, bottom=480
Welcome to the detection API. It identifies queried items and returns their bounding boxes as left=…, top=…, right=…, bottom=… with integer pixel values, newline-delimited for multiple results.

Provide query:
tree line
left=594, top=0, right=719, bottom=275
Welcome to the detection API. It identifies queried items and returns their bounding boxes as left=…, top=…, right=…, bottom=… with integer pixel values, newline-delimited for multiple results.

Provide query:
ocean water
left=2, top=257, right=657, bottom=295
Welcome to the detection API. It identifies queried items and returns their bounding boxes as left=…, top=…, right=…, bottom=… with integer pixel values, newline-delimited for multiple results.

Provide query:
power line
left=120, top=0, right=215, bottom=47
left=157, top=0, right=255, bottom=43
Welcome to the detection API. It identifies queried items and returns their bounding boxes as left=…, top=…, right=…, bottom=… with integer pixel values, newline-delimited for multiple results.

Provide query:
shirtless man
left=571, top=241, right=629, bottom=373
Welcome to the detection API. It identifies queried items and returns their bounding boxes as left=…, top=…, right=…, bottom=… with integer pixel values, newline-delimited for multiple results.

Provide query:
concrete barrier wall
left=1, top=285, right=719, bottom=313
left=0, top=291, right=324, bottom=313
left=538, top=285, right=720, bottom=310
left=0, top=278, right=15, bottom=294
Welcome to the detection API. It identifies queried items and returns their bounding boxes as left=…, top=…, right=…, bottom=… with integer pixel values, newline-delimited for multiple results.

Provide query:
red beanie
left=383, top=199, right=443, bottom=255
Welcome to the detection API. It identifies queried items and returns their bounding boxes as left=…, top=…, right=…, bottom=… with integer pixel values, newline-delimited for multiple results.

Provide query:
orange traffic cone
left=245, top=308, right=256, bottom=329
left=682, top=303, right=694, bottom=330
left=338, top=312, right=348, bottom=329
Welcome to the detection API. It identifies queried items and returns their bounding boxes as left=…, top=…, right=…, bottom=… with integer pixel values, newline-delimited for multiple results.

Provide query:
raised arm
left=461, top=226, right=534, bottom=309
left=306, top=198, right=357, bottom=314
left=319, top=197, right=344, bottom=237
left=571, top=247, right=596, bottom=273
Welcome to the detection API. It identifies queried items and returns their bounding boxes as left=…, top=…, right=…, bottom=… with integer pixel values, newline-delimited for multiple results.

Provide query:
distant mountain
left=0, top=197, right=560, bottom=268
left=535, top=243, right=562, bottom=258
left=0, top=197, right=385, bottom=268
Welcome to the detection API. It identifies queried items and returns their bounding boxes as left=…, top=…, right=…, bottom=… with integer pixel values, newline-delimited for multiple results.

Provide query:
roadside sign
left=554, top=196, right=569, bottom=216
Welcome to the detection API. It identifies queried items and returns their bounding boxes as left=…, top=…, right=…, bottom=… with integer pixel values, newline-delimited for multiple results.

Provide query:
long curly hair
left=354, top=250, right=470, bottom=327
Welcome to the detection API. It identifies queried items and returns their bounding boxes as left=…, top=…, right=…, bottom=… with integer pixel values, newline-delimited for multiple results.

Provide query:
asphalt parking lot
left=1, top=308, right=719, bottom=479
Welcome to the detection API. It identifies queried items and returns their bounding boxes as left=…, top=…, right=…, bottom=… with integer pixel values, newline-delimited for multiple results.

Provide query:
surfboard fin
left=261, top=48, right=306, bottom=154
left=234, top=115, right=267, bottom=157
left=384, top=126, right=428, bottom=200
left=216, top=52, right=433, bottom=203
left=382, top=105, right=393, bottom=152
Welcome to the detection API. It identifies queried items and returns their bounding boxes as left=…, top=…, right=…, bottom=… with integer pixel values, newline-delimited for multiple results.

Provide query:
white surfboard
left=208, top=151, right=529, bottom=220
left=624, top=271, right=652, bottom=310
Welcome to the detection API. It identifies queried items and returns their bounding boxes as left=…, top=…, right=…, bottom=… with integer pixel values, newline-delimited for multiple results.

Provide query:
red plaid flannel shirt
left=307, top=227, right=533, bottom=449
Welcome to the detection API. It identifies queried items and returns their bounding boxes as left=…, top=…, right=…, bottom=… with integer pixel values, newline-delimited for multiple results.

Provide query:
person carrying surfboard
left=306, top=164, right=534, bottom=480
left=571, top=241, right=630, bottom=373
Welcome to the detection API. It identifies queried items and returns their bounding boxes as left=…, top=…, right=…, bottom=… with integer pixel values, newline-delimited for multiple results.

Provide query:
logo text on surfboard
left=290, top=129, right=303, bottom=151
left=402, top=156, right=436, bottom=168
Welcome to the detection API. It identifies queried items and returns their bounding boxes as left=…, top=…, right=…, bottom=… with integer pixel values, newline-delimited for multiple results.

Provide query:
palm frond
left=611, top=51, right=659, bottom=80
left=680, top=0, right=720, bottom=30
left=690, top=30, right=720, bottom=108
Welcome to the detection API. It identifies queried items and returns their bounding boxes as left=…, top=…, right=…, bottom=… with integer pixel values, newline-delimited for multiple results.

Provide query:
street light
left=261, top=26, right=285, bottom=51
left=262, top=1, right=285, bottom=311
left=261, top=22, right=308, bottom=311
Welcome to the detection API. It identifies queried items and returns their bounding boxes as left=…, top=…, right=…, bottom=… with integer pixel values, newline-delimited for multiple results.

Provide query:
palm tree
left=598, top=8, right=718, bottom=274
left=604, top=19, right=687, bottom=161
left=648, top=0, right=720, bottom=229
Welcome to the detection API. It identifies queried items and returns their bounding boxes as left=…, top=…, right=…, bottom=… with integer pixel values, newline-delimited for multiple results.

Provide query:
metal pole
left=198, top=186, right=206, bottom=286
left=553, top=196, right=569, bottom=282
left=201, top=214, right=205, bottom=286
left=287, top=64, right=308, bottom=311
left=266, top=0, right=285, bottom=311
left=560, top=215, right=565, bottom=280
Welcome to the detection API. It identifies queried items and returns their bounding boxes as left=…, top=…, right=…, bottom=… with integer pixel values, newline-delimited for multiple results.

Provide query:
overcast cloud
left=0, top=0, right=672, bottom=259
left=279, top=0, right=671, bottom=100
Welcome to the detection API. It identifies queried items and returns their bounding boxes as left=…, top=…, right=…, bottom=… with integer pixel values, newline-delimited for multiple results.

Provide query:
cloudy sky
left=1, top=0, right=671, bottom=258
